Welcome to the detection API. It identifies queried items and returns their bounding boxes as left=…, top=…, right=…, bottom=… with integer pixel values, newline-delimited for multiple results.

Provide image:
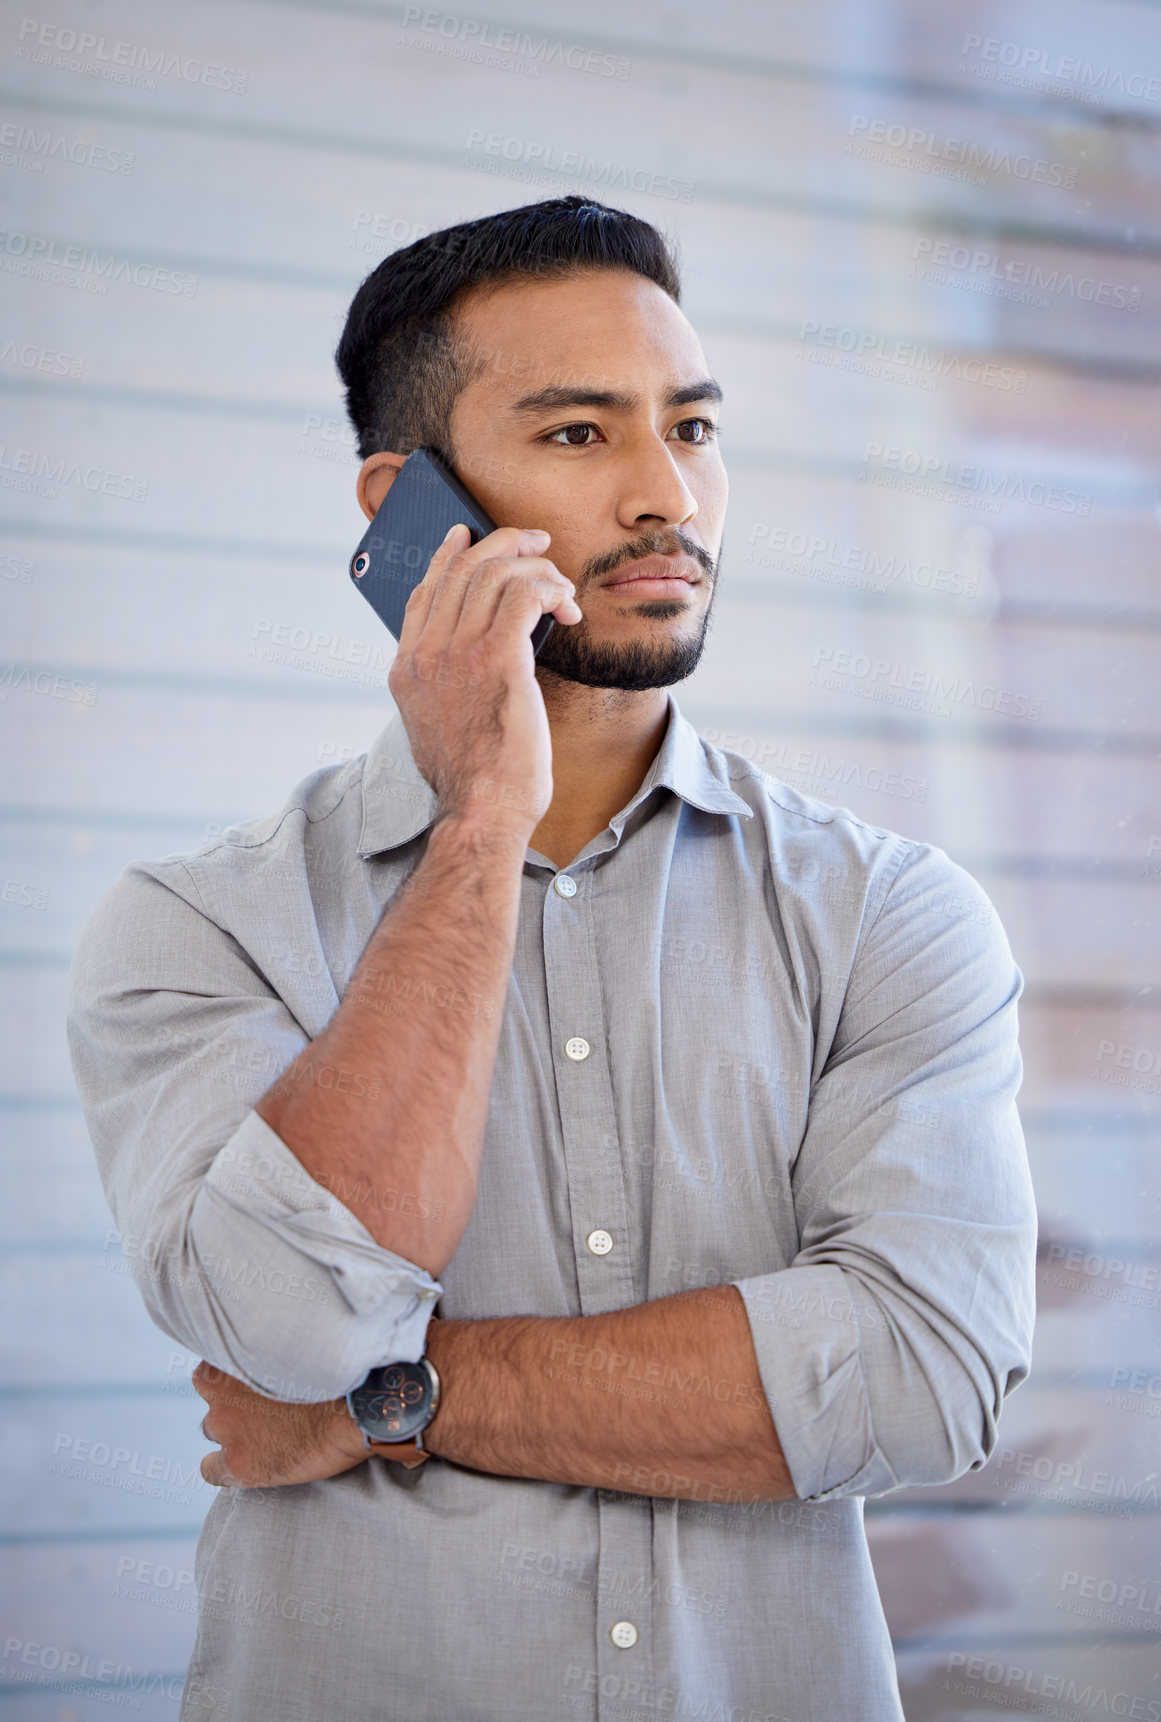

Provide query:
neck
left=530, top=677, right=671, bottom=870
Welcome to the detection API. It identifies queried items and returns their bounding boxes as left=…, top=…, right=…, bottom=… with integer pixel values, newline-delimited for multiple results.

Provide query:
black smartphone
left=348, top=448, right=554, bottom=654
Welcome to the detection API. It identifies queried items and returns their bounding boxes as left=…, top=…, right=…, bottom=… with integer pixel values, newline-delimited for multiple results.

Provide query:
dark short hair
left=335, top=195, right=682, bottom=462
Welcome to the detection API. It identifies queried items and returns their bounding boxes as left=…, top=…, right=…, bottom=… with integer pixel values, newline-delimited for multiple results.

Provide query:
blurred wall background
left=2, top=1, right=1159, bottom=1716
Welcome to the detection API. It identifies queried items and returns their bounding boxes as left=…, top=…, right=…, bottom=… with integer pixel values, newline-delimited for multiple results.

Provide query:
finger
left=392, top=523, right=470, bottom=652
left=191, top=1361, right=218, bottom=1403
left=410, top=542, right=479, bottom=652
left=455, top=557, right=579, bottom=644
left=200, top=1451, right=236, bottom=1488
left=415, top=530, right=548, bottom=649
left=492, top=572, right=583, bottom=641
left=403, top=528, right=552, bottom=655
left=429, top=520, right=472, bottom=571
left=454, top=525, right=550, bottom=562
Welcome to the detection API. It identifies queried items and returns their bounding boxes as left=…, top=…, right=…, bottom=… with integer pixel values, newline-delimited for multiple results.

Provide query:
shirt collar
left=357, top=694, right=752, bottom=859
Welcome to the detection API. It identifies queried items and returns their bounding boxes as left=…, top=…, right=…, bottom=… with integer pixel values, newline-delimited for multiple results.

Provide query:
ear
left=357, top=451, right=407, bottom=521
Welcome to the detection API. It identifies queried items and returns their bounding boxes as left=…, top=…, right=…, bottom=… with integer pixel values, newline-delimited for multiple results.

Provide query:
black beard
left=533, top=601, right=715, bottom=690
left=534, top=530, right=719, bottom=691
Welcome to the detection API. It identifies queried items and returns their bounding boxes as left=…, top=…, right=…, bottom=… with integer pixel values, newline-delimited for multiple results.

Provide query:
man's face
left=446, top=269, right=727, bottom=690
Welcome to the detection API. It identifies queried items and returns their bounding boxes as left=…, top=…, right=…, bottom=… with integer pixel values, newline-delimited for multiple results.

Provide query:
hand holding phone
left=356, top=452, right=581, bottom=834
left=349, top=448, right=556, bottom=653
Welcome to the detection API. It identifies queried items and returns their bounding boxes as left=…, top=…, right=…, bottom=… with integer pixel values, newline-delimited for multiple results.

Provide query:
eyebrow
left=508, top=377, right=724, bottom=416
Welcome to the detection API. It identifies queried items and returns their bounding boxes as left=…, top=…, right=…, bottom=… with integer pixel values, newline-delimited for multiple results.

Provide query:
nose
left=615, top=435, right=698, bottom=534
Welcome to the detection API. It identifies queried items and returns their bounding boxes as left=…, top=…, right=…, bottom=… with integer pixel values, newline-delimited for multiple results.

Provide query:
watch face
left=353, top=1360, right=432, bottom=1441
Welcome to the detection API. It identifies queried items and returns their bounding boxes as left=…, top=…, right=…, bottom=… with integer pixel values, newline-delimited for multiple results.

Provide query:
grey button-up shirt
left=67, top=697, right=1037, bottom=1722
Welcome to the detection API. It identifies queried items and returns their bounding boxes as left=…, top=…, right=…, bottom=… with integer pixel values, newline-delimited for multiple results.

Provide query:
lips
left=600, top=554, right=699, bottom=590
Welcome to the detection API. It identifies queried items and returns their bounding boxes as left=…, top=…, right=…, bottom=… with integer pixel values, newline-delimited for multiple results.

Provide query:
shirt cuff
left=733, top=1267, right=900, bottom=1501
left=204, top=1109, right=442, bottom=1349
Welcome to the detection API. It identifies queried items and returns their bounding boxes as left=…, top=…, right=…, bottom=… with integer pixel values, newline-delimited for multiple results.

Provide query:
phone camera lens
left=352, top=552, right=369, bottom=578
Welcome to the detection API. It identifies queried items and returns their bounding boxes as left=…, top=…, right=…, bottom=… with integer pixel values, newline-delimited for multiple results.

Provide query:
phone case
left=349, top=448, right=553, bottom=653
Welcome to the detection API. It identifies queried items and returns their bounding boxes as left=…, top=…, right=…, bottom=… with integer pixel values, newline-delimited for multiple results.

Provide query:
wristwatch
left=347, top=1357, right=441, bottom=1457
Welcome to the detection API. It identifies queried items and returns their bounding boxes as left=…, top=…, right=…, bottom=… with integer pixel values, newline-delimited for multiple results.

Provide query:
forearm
left=422, top=1285, right=797, bottom=1503
left=255, top=811, right=527, bottom=1270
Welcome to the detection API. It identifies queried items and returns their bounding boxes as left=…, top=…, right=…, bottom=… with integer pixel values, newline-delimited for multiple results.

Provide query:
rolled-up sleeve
left=67, top=861, right=441, bottom=1402
left=733, top=842, right=1037, bottom=1501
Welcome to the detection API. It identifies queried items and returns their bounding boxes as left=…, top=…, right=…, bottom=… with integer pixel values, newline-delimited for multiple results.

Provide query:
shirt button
left=564, top=1037, right=591, bottom=1062
left=586, top=1229, right=613, bottom=1257
left=610, top=1621, right=639, bottom=1650
left=552, top=872, right=577, bottom=898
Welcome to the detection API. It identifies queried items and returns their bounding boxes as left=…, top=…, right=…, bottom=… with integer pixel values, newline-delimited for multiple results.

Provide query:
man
left=68, top=195, right=1037, bottom=1722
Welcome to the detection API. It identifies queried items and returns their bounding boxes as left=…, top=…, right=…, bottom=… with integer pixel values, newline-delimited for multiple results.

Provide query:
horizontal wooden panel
left=4, top=187, right=1158, bottom=422
left=717, top=466, right=1161, bottom=617
left=0, top=1251, right=203, bottom=1389
left=12, top=0, right=1161, bottom=129
left=689, top=600, right=1155, bottom=739
left=0, top=1536, right=200, bottom=1689
left=869, top=1508, right=1161, bottom=1642
left=7, top=2, right=1159, bottom=241
left=0, top=1108, right=111, bottom=1242
left=897, top=1641, right=1161, bottom=1722
left=0, top=674, right=391, bottom=822
left=884, top=1378, right=1161, bottom=1511
left=0, top=1387, right=211, bottom=1534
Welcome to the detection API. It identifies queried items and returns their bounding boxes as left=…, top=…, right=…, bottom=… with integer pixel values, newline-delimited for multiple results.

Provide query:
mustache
left=578, top=527, right=716, bottom=587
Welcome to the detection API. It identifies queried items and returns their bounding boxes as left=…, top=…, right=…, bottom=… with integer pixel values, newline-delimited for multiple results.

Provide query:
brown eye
left=674, top=419, right=711, bottom=443
left=561, top=424, right=593, bottom=445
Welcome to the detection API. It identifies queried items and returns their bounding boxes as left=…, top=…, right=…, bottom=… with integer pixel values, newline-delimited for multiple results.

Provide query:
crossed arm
left=190, top=537, right=792, bottom=1500
left=81, top=525, right=1031, bottom=1508
left=196, top=1284, right=796, bottom=1502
